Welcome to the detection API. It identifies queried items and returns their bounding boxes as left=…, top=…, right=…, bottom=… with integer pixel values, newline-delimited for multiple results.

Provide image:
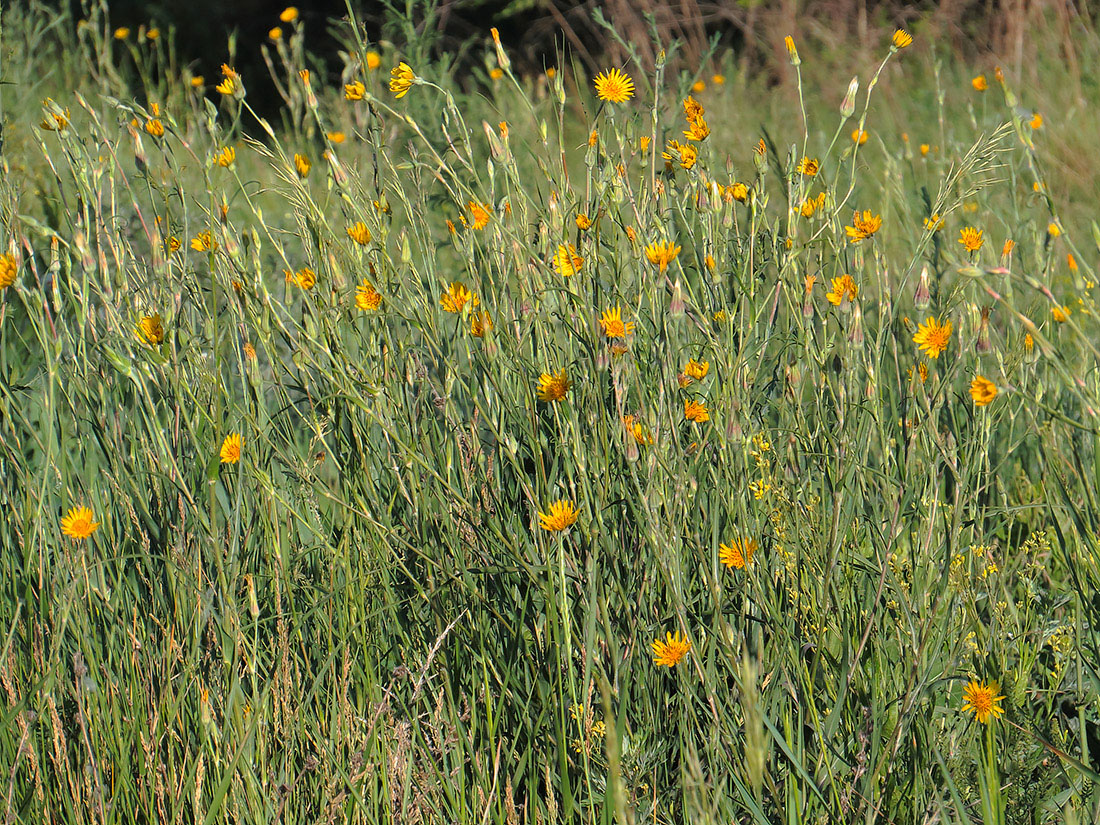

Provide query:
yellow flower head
left=1052, top=304, right=1071, bottom=322
left=469, top=312, right=492, bottom=337
left=684, top=359, right=709, bottom=380
left=575, top=213, right=592, bottom=231
left=826, top=274, right=858, bottom=308
left=269, top=27, right=283, bottom=41
left=961, top=679, right=1005, bottom=724
left=136, top=314, right=164, bottom=345
left=279, top=7, right=299, bottom=22
left=719, top=538, right=757, bottom=569
left=851, top=129, right=869, bottom=145
left=684, top=399, right=709, bottom=423
left=347, top=222, right=371, bottom=246
left=845, top=210, right=882, bottom=243
left=537, top=369, right=571, bottom=403
left=892, top=29, right=913, bottom=48
left=1030, top=113, right=1043, bottom=129
left=683, top=117, right=710, bottom=142
left=366, top=51, right=382, bottom=70
left=213, top=146, right=235, bottom=167
left=969, top=376, right=998, bottom=406
left=593, top=68, right=634, bottom=103
left=294, top=153, right=311, bottom=178
left=287, top=267, right=316, bottom=290
left=972, top=74, right=988, bottom=91
left=61, top=505, right=101, bottom=540
left=645, top=240, right=682, bottom=272
left=622, top=414, right=653, bottom=445
left=216, top=64, right=239, bottom=96
left=468, top=201, right=492, bottom=230
left=190, top=76, right=205, bottom=88
left=390, top=62, right=416, bottom=98
left=113, top=27, right=130, bottom=39
left=599, top=305, right=635, bottom=339
left=923, top=213, right=944, bottom=231
left=797, top=156, right=819, bottom=176
left=0, top=254, right=17, bottom=289
left=537, top=499, right=578, bottom=532
left=554, top=244, right=583, bottom=278
left=440, top=282, right=479, bottom=314
left=727, top=182, right=749, bottom=203
left=191, top=231, right=217, bottom=252
left=355, top=280, right=382, bottom=311
left=958, top=226, right=984, bottom=252
left=220, top=433, right=242, bottom=464
left=912, top=316, right=952, bottom=359
left=345, top=81, right=366, bottom=100
left=662, top=140, right=697, bottom=169
left=144, top=118, right=164, bottom=137
left=652, top=630, right=691, bottom=667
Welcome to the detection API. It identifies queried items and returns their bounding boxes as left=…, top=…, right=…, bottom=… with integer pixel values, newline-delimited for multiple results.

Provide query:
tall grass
left=2, top=2, right=1100, bottom=824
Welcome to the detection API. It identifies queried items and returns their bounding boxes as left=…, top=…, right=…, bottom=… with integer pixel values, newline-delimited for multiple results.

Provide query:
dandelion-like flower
left=961, top=679, right=1005, bottom=724
left=345, top=81, right=366, bottom=100
left=826, top=274, right=859, bottom=308
left=220, top=433, right=242, bottom=464
left=727, top=182, right=749, bottom=203
left=923, top=214, right=944, bottom=231
left=390, top=62, right=416, bottom=98
left=622, top=414, right=653, bottom=445
left=440, top=282, right=479, bottom=314
left=355, top=280, right=382, bottom=311
left=216, top=64, right=239, bottom=96
left=347, top=222, right=371, bottom=245
left=279, top=6, right=299, bottom=22
left=0, top=254, right=17, bottom=289
left=662, top=140, right=697, bottom=170
left=61, top=505, right=100, bottom=540
left=575, top=213, right=592, bottom=231
left=294, top=154, right=311, bottom=178
left=366, top=51, right=381, bottom=70
left=469, top=312, right=492, bottom=337
left=537, top=370, right=571, bottom=403
left=719, top=538, right=757, bottom=569
left=593, top=68, right=634, bottom=103
left=684, top=399, right=709, bottom=423
left=645, top=240, right=681, bottom=272
left=468, top=202, right=491, bottom=230
left=683, top=117, right=710, bottom=142
left=599, top=306, right=635, bottom=339
left=972, top=75, right=988, bottom=91
left=958, top=226, right=984, bottom=252
left=845, top=210, right=882, bottom=243
left=1052, top=305, right=1071, bottom=322
left=287, top=267, right=316, bottom=290
left=851, top=129, right=869, bottom=145
left=136, top=314, right=164, bottom=345
left=145, top=118, right=164, bottom=137
left=554, top=244, right=583, bottom=278
left=651, top=630, right=691, bottom=667
left=213, top=146, right=236, bottom=167
left=891, top=29, right=913, bottom=49
left=913, top=317, right=952, bottom=359
left=684, top=359, right=709, bottom=380
left=683, top=96, right=704, bottom=121
left=191, top=231, right=217, bottom=252
left=537, top=499, right=579, bottom=532
left=796, top=157, right=819, bottom=176
left=969, top=376, right=998, bottom=406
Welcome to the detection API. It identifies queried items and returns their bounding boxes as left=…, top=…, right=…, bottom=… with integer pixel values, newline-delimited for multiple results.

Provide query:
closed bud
left=669, top=280, right=685, bottom=317
left=975, top=306, right=992, bottom=355
left=848, top=302, right=864, bottom=345
left=913, top=264, right=931, bottom=309
left=841, top=77, right=858, bottom=118
left=784, top=35, right=801, bottom=66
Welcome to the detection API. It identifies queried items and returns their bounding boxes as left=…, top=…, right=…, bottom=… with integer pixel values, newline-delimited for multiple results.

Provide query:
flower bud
left=913, top=264, right=931, bottom=309
left=975, top=306, right=992, bottom=355
left=841, top=77, right=858, bottom=118
left=848, top=302, right=864, bottom=345
left=784, top=36, right=801, bottom=66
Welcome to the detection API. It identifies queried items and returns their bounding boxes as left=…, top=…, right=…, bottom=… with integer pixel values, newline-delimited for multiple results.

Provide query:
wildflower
left=800, top=193, right=825, bottom=218
left=908, top=361, right=929, bottom=383
left=145, top=118, right=164, bottom=137
left=969, top=376, right=998, bottom=406
left=287, top=267, right=316, bottom=290
left=220, top=433, right=242, bottom=464
left=961, top=680, right=1005, bottom=724
left=683, top=117, right=710, bottom=141
left=684, top=359, right=709, bottom=380
left=587, top=130, right=599, bottom=148
left=1030, top=113, right=1043, bottom=129
left=923, top=214, right=944, bottom=231
left=269, top=27, right=283, bottom=41
left=958, top=226, right=984, bottom=252
left=592, top=67, right=634, bottom=103
left=1067, top=253, right=1078, bottom=271
left=554, top=244, right=583, bottom=277
left=625, top=226, right=637, bottom=242
left=39, top=98, right=71, bottom=131
left=638, top=136, right=651, bottom=153
left=1052, top=305, right=1070, bottom=322
left=1024, top=333, right=1034, bottom=354
left=355, top=280, right=382, bottom=311
left=728, top=182, right=749, bottom=203
left=599, top=306, right=635, bottom=339
left=796, top=157, right=819, bottom=176
left=537, top=499, right=578, bottom=532
left=784, top=35, right=800, bottom=64
left=920, top=143, right=930, bottom=156
left=213, top=146, right=235, bottom=167
left=845, top=210, right=882, bottom=243
left=347, top=222, right=371, bottom=246
left=912, top=316, right=952, bottom=358
left=662, top=140, right=697, bottom=169
left=622, top=415, right=653, bottom=445
left=390, top=62, right=416, bottom=98
left=0, top=254, right=17, bottom=289
left=575, top=213, right=592, bottom=231
left=147, top=28, right=160, bottom=40
left=891, top=29, right=913, bottom=49
left=1048, top=222, right=1061, bottom=238
left=851, top=128, right=869, bottom=145
left=440, top=282, right=479, bottom=313
left=652, top=630, right=691, bottom=667
left=826, top=274, right=858, bottom=309
left=972, top=74, right=988, bottom=91
left=684, top=399, right=709, bottom=423
left=719, top=538, right=757, bottom=569
left=645, top=240, right=681, bottom=272
left=712, top=73, right=725, bottom=84
left=469, top=312, right=492, bottom=337
left=366, top=51, right=381, bottom=70
left=683, top=96, right=704, bottom=121
left=216, top=64, right=239, bottom=95
left=489, top=67, right=503, bottom=81
left=279, top=7, right=299, bottom=22
left=61, top=506, right=101, bottom=540
left=1002, top=239, right=1015, bottom=258
left=136, top=314, right=164, bottom=345
left=190, top=231, right=217, bottom=252
left=114, top=27, right=130, bottom=39
left=537, top=370, right=571, bottom=403
left=294, top=154, right=311, bottom=178
left=468, top=202, right=491, bottom=230
left=345, top=81, right=366, bottom=100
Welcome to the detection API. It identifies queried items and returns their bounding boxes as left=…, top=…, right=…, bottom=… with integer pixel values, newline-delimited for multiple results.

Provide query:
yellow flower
left=961, top=679, right=1005, bottom=724
left=891, top=29, right=913, bottom=48
left=684, top=359, right=709, bottom=380
left=537, top=499, right=578, bottom=532
left=213, top=146, right=235, bottom=167
left=851, top=129, right=869, bottom=145
left=537, top=370, right=571, bottom=403
left=113, top=27, right=130, bottom=39
left=216, top=64, right=239, bottom=95
left=366, top=51, right=382, bottom=70
left=683, top=117, right=710, bottom=142
left=347, top=222, right=371, bottom=245
left=345, top=81, right=366, bottom=100
left=147, top=28, right=160, bottom=40
left=294, top=154, right=311, bottom=178
left=826, top=274, right=858, bottom=307
left=1002, top=239, right=1015, bottom=257
left=845, top=210, right=882, bottom=243
left=599, top=306, right=635, bottom=339
left=684, top=399, right=709, bottom=423
left=958, top=226, right=984, bottom=252
left=645, top=240, right=681, bottom=272
left=489, top=68, right=503, bottom=80
left=136, top=314, right=164, bottom=345
left=575, top=213, right=591, bottom=231
left=920, top=143, right=930, bottom=156
left=923, top=213, right=944, bottom=231
left=269, top=27, right=283, bottom=41
left=727, top=182, right=749, bottom=203
left=469, top=312, right=492, bottom=337
left=327, top=132, right=346, bottom=144
left=912, top=317, right=952, bottom=359
left=800, top=193, right=825, bottom=218
left=279, top=6, right=299, bottom=22
left=1048, top=222, right=1061, bottom=238
left=683, top=96, right=705, bottom=121
left=969, top=376, right=998, bottom=406
left=622, top=415, right=653, bottom=445
left=651, top=630, right=691, bottom=667
left=390, top=62, right=416, bottom=98
left=719, top=538, right=757, bottom=569
left=61, top=505, right=101, bottom=540
left=1052, top=304, right=1071, bottom=322
left=144, top=118, right=164, bottom=137
left=220, top=433, right=242, bottom=464
left=440, top=282, right=479, bottom=314
left=0, top=254, right=17, bottom=289
left=287, top=267, right=316, bottom=290
left=468, top=202, right=491, bottom=230
left=972, top=74, right=988, bottom=91
left=190, top=231, right=217, bottom=252
left=1030, top=113, right=1043, bottom=129
left=355, top=280, right=382, bottom=311
left=190, top=76, right=205, bottom=88
left=593, top=68, right=634, bottom=102
left=554, top=244, right=583, bottom=278
left=796, top=157, right=819, bottom=176
left=662, top=140, right=697, bottom=169
left=712, top=73, right=725, bottom=85
left=784, top=35, right=799, bottom=64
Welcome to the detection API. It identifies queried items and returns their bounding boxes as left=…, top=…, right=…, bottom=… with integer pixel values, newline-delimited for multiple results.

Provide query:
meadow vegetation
left=3, top=2, right=1100, bottom=823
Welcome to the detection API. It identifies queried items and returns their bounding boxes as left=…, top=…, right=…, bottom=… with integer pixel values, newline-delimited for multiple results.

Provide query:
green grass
left=2, top=2, right=1100, bottom=823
